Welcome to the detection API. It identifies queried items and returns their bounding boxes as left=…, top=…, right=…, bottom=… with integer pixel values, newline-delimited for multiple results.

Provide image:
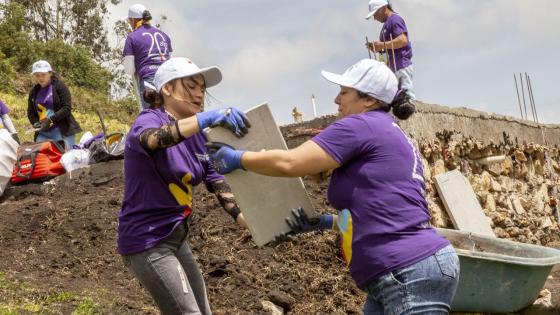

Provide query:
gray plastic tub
left=436, top=228, right=560, bottom=313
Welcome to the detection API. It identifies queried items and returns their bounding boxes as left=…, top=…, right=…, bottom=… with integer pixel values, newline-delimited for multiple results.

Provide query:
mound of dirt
left=0, top=160, right=364, bottom=314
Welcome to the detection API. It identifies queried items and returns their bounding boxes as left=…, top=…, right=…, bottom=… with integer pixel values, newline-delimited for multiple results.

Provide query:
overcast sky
left=107, top=0, right=560, bottom=125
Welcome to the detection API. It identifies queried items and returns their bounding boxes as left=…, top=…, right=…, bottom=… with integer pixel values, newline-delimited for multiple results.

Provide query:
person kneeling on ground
left=27, top=60, right=82, bottom=149
left=207, top=59, right=460, bottom=315
left=118, top=57, right=249, bottom=315
left=0, top=98, right=20, bottom=143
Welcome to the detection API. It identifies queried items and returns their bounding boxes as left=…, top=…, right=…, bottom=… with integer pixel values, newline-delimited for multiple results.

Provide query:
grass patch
left=0, top=86, right=136, bottom=144
left=0, top=273, right=108, bottom=314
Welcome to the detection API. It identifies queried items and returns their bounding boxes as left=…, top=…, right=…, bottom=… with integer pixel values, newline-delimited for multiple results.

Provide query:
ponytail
left=389, top=90, right=415, bottom=120
left=143, top=89, right=163, bottom=109
left=142, top=10, right=152, bottom=23
left=357, top=89, right=415, bottom=120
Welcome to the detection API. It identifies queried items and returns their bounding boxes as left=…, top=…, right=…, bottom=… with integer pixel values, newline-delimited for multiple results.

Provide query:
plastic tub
left=436, top=228, right=560, bottom=313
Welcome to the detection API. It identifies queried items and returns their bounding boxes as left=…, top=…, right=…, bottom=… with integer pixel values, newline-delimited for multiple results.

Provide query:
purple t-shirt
left=381, top=13, right=413, bottom=71
left=0, top=99, right=9, bottom=115
left=35, top=85, right=55, bottom=121
left=312, top=110, right=448, bottom=289
left=123, top=25, right=173, bottom=80
left=118, top=108, right=224, bottom=255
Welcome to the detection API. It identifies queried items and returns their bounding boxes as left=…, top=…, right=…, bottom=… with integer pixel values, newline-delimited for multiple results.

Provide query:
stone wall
left=280, top=102, right=560, bottom=246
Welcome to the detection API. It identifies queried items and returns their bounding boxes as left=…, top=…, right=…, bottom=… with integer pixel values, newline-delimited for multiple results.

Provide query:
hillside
left=0, top=87, right=135, bottom=144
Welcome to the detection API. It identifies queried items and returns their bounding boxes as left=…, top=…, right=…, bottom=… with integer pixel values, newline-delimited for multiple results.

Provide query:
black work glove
left=34, top=118, right=53, bottom=133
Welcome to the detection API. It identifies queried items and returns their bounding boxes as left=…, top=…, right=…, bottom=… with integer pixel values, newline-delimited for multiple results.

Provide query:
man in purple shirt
left=207, top=59, right=459, bottom=314
left=123, top=4, right=173, bottom=111
left=366, top=0, right=415, bottom=100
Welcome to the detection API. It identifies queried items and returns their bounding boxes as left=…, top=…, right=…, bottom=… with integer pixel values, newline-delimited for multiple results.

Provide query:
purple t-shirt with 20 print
left=312, top=110, right=449, bottom=290
left=118, top=108, right=224, bottom=255
left=122, top=24, right=173, bottom=80
left=380, top=13, right=413, bottom=72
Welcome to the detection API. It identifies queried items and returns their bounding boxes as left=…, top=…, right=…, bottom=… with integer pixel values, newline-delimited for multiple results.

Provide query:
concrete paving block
left=205, top=103, right=317, bottom=246
left=434, top=170, right=495, bottom=237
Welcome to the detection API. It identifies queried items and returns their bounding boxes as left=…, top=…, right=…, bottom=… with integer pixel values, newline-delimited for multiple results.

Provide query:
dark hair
left=143, top=89, right=163, bottom=109
left=357, top=89, right=415, bottom=120
left=142, top=10, right=152, bottom=22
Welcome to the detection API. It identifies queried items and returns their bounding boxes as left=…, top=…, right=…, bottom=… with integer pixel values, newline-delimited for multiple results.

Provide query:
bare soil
left=0, top=160, right=558, bottom=314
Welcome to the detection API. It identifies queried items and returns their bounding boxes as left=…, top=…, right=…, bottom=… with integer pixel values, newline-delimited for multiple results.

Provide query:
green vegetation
left=0, top=273, right=107, bottom=315
left=0, top=2, right=137, bottom=142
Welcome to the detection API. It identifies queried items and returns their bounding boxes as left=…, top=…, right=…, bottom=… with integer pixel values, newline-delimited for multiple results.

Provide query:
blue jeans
left=396, top=65, right=415, bottom=100
left=363, top=245, right=459, bottom=315
left=36, top=127, right=75, bottom=150
left=137, top=76, right=155, bottom=111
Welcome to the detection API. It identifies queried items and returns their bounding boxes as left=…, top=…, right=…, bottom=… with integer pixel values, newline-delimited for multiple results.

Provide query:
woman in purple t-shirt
left=119, top=57, right=250, bottom=315
left=208, top=59, right=460, bottom=314
left=123, top=4, right=173, bottom=111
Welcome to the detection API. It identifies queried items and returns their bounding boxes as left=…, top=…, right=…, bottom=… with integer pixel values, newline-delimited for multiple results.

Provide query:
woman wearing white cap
left=207, top=59, right=459, bottom=314
left=27, top=60, right=82, bottom=148
left=123, top=3, right=173, bottom=111
left=118, top=57, right=249, bottom=315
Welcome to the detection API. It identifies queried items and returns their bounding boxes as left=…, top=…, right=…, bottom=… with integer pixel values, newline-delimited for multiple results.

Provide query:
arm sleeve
left=311, top=115, right=369, bottom=165
left=128, top=112, right=166, bottom=156
left=50, top=82, right=71, bottom=123
left=1, top=114, right=17, bottom=134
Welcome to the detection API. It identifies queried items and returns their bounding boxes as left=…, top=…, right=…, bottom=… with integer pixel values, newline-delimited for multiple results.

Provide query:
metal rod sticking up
left=527, top=74, right=539, bottom=123
left=519, top=73, right=528, bottom=120
left=513, top=74, right=523, bottom=119
left=525, top=73, right=536, bottom=122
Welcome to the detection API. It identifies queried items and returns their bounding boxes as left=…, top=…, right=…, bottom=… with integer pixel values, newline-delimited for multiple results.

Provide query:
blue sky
left=108, top=0, right=560, bottom=125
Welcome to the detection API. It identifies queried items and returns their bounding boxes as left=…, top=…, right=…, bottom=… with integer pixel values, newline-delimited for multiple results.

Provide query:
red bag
left=11, top=140, right=66, bottom=184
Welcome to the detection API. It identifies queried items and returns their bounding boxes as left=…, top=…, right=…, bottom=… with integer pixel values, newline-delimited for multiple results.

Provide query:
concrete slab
left=205, top=103, right=317, bottom=246
left=434, top=170, right=495, bottom=237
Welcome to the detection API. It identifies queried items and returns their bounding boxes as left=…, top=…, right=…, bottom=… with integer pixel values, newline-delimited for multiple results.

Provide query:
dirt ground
left=0, top=160, right=558, bottom=314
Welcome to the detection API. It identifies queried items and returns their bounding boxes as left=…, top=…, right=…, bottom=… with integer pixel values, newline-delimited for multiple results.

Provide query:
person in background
left=0, top=99, right=20, bottom=144
left=366, top=0, right=416, bottom=100
left=123, top=3, right=173, bottom=111
left=27, top=60, right=82, bottom=149
left=207, top=59, right=459, bottom=314
left=119, top=57, right=249, bottom=315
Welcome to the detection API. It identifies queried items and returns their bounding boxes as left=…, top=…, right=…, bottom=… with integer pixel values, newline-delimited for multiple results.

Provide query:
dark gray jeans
left=122, top=224, right=211, bottom=315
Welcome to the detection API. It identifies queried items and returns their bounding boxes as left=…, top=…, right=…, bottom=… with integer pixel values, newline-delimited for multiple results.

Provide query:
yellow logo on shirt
left=338, top=209, right=353, bottom=265
left=168, top=172, right=193, bottom=207
left=37, top=103, right=48, bottom=121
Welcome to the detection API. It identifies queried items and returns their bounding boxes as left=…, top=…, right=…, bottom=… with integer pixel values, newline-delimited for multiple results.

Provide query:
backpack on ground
left=11, top=140, right=66, bottom=185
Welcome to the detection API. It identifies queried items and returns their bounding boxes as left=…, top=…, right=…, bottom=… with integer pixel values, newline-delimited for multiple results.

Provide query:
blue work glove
left=286, top=208, right=333, bottom=234
left=205, top=142, right=246, bottom=174
left=196, top=107, right=251, bottom=137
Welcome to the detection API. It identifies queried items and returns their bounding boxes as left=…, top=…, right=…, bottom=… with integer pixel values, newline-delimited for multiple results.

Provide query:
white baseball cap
left=153, top=57, right=222, bottom=92
left=366, top=0, right=389, bottom=20
left=31, top=60, right=53, bottom=74
left=321, top=59, right=398, bottom=105
left=128, top=4, right=146, bottom=19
